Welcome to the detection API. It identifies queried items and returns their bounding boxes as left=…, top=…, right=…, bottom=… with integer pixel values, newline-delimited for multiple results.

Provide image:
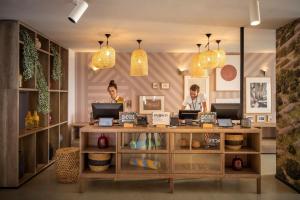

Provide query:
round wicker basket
left=55, top=147, right=79, bottom=183
left=225, top=134, right=244, bottom=150
left=88, top=153, right=111, bottom=172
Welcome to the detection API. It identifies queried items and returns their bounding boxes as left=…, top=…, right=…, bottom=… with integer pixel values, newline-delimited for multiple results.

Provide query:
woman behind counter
left=107, top=80, right=124, bottom=103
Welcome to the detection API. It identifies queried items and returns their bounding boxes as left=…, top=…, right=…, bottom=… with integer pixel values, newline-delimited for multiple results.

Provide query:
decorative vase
left=136, top=133, right=147, bottom=150
left=25, top=111, right=33, bottom=129
left=129, top=140, right=137, bottom=149
left=97, top=134, right=109, bottom=149
left=232, top=156, right=243, bottom=171
left=33, top=110, right=40, bottom=128
left=35, top=37, right=41, bottom=49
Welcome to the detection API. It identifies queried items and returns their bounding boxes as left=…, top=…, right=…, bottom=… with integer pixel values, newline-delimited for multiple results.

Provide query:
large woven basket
left=225, top=134, right=244, bottom=150
left=88, top=153, right=111, bottom=172
left=55, top=147, right=79, bottom=183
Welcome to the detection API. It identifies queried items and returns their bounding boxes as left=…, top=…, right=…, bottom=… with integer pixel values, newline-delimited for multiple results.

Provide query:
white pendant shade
left=250, top=0, right=261, bottom=26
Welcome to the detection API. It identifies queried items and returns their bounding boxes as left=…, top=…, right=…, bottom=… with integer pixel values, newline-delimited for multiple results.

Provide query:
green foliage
left=21, top=30, right=49, bottom=114
left=21, top=31, right=38, bottom=80
left=50, top=46, right=62, bottom=81
left=288, top=144, right=297, bottom=155
left=36, top=63, right=50, bottom=114
left=285, top=159, right=300, bottom=180
left=288, top=94, right=297, bottom=103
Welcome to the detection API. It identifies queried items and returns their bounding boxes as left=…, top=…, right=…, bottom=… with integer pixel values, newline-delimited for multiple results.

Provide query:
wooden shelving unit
left=0, top=20, right=69, bottom=187
left=79, top=125, right=262, bottom=193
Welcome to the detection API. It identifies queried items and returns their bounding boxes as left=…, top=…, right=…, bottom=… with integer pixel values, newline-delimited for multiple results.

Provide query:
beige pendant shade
left=130, top=39, right=148, bottom=76
left=202, top=34, right=218, bottom=69
left=99, top=45, right=116, bottom=69
left=215, top=40, right=226, bottom=68
left=91, top=41, right=104, bottom=69
left=100, top=34, right=116, bottom=69
left=190, top=44, right=208, bottom=77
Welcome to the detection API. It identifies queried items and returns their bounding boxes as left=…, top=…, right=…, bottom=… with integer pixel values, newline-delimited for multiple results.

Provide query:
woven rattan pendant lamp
left=190, top=44, right=208, bottom=77
left=215, top=40, right=226, bottom=68
left=202, top=33, right=218, bottom=69
left=100, top=33, right=116, bottom=69
left=130, top=39, right=148, bottom=76
left=91, top=40, right=103, bottom=70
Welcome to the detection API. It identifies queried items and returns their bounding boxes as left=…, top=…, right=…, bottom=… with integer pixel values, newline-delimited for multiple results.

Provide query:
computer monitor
left=92, top=103, right=123, bottom=120
left=179, top=110, right=200, bottom=120
left=210, top=103, right=241, bottom=120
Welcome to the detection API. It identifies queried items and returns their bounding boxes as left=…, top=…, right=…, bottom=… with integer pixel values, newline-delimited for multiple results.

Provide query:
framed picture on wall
left=246, top=77, right=271, bottom=113
left=184, top=76, right=210, bottom=108
left=139, top=96, right=164, bottom=114
left=152, top=82, right=159, bottom=89
left=216, top=55, right=240, bottom=91
left=161, top=82, right=170, bottom=89
left=256, top=115, right=267, bottom=123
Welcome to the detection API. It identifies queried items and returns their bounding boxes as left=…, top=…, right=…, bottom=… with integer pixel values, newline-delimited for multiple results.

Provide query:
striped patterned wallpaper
left=75, top=52, right=275, bottom=122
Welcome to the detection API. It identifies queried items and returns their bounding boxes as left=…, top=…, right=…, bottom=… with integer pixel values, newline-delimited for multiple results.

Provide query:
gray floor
left=0, top=165, right=299, bottom=200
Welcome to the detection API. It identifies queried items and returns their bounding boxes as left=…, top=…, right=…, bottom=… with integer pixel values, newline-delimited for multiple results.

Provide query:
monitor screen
left=92, top=103, right=123, bottom=120
left=210, top=103, right=241, bottom=120
left=179, top=110, right=200, bottom=120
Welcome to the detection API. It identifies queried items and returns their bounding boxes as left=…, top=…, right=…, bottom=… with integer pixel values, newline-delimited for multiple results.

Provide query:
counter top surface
left=80, top=124, right=261, bottom=133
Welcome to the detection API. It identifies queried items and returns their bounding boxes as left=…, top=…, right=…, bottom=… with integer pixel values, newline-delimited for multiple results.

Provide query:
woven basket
left=88, top=153, right=111, bottom=172
left=225, top=134, right=244, bottom=150
left=55, top=147, right=79, bottom=183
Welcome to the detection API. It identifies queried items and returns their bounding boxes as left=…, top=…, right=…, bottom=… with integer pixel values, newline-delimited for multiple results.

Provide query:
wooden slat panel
left=0, top=89, right=19, bottom=187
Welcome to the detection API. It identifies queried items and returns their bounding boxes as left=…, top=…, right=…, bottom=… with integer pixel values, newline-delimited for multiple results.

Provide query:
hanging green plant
left=36, top=63, right=50, bottom=114
left=51, top=46, right=62, bottom=81
left=21, top=30, right=50, bottom=114
left=21, top=31, right=38, bottom=80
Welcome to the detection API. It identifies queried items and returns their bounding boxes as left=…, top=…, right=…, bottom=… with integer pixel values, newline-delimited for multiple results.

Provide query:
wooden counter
left=79, top=125, right=262, bottom=193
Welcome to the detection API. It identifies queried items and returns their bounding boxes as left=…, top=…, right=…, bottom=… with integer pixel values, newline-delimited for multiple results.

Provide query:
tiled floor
left=0, top=165, right=299, bottom=200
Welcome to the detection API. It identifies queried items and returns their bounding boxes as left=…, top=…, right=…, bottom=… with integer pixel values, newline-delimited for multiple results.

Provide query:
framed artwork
left=139, top=96, right=164, bottom=114
left=152, top=82, right=159, bottom=89
left=246, top=77, right=271, bottom=113
left=216, top=55, right=240, bottom=91
left=256, top=115, right=267, bottom=123
left=161, top=82, right=170, bottom=89
left=184, top=76, right=209, bottom=107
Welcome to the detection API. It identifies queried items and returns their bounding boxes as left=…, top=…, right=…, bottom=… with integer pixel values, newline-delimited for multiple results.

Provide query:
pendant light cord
left=137, top=39, right=142, bottom=49
left=105, top=33, right=111, bottom=46
left=205, top=33, right=212, bottom=50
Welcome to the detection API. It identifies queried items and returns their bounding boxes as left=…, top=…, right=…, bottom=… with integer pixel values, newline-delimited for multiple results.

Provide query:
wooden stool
left=55, top=147, right=79, bottom=183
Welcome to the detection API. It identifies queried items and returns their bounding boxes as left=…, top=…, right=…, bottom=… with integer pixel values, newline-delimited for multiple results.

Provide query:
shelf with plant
left=50, top=44, right=62, bottom=90
left=20, top=30, right=50, bottom=121
left=60, top=47, right=68, bottom=90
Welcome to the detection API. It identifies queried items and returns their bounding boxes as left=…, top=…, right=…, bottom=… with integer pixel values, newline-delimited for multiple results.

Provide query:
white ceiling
left=0, top=0, right=299, bottom=52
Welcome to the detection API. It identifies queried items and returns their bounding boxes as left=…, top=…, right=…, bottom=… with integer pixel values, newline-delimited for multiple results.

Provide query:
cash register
left=92, top=103, right=123, bottom=126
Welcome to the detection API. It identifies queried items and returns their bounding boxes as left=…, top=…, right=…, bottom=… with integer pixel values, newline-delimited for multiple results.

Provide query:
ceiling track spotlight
left=250, top=0, right=261, bottom=26
left=68, top=0, right=89, bottom=23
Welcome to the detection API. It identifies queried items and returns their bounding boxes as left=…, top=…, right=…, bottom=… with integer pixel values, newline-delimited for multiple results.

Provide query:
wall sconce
left=260, top=66, right=269, bottom=76
left=177, top=67, right=188, bottom=75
